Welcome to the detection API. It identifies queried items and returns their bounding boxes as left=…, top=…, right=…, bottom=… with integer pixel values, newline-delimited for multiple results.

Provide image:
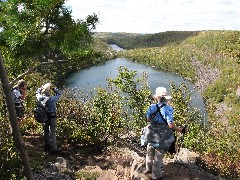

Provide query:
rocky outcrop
left=191, top=57, right=220, bottom=94
left=33, top=147, right=225, bottom=180
left=34, top=157, right=72, bottom=179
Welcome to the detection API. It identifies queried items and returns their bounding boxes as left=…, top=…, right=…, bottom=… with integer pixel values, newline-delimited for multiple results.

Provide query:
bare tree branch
left=9, top=59, right=68, bottom=88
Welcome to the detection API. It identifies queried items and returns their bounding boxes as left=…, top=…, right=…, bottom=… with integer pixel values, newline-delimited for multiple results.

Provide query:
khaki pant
left=146, top=143, right=164, bottom=179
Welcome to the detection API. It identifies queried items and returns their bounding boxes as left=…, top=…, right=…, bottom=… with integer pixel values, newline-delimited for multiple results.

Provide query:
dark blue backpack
left=33, top=98, right=49, bottom=123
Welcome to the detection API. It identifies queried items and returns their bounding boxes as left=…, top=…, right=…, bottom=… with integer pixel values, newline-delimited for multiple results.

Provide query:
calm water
left=64, top=44, right=206, bottom=121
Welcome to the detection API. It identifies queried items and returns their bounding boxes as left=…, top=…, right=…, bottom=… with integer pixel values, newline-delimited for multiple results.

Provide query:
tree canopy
left=0, top=0, right=99, bottom=77
left=0, top=1, right=99, bottom=178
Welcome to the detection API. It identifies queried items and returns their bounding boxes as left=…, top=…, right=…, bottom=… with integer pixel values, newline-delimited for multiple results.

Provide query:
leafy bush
left=108, top=67, right=151, bottom=130
left=57, top=87, right=127, bottom=145
left=75, top=170, right=100, bottom=180
left=0, top=116, right=23, bottom=179
left=56, top=67, right=151, bottom=145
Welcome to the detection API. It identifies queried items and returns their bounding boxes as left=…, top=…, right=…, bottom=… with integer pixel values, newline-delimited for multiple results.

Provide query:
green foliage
left=170, top=83, right=192, bottom=125
left=116, top=45, right=196, bottom=82
left=169, top=82, right=206, bottom=152
left=56, top=91, right=89, bottom=144
left=188, top=31, right=240, bottom=64
left=84, top=88, right=126, bottom=143
left=56, top=68, right=151, bottom=145
left=57, top=87, right=127, bottom=145
left=75, top=170, right=100, bottom=180
left=61, top=13, right=99, bottom=56
left=108, top=67, right=151, bottom=130
left=0, top=86, right=23, bottom=178
left=0, top=116, right=23, bottom=179
left=0, top=0, right=99, bottom=79
left=204, top=80, right=226, bottom=103
left=199, top=118, right=240, bottom=179
left=56, top=67, right=204, bottom=155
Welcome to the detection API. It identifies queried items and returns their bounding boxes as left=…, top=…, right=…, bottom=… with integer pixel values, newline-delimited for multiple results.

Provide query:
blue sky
left=65, top=0, right=240, bottom=34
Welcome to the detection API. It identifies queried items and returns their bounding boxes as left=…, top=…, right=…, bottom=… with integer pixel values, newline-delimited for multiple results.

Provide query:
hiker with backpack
left=12, top=79, right=27, bottom=124
left=143, top=87, right=188, bottom=180
left=36, top=83, right=61, bottom=154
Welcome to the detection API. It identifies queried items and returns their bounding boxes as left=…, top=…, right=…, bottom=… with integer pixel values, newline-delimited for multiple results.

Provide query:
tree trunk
left=0, top=53, right=34, bottom=179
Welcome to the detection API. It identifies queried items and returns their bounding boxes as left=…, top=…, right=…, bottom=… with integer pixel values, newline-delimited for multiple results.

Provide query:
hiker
left=36, top=83, right=61, bottom=154
left=12, top=79, right=27, bottom=123
left=144, top=87, right=188, bottom=180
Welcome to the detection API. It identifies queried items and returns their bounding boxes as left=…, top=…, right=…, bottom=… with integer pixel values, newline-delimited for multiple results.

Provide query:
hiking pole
left=179, top=124, right=188, bottom=148
left=174, top=124, right=188, bottom=164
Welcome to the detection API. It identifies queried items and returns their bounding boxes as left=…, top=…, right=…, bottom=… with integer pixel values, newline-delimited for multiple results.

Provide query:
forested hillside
left=97, top=30, right=240, bottom=179
left=95, top=31, right=199, bottom=49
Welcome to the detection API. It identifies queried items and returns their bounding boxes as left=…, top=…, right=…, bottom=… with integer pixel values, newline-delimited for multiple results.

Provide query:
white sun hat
left=155, top=87, right=172, bottom=99
left=42, top=83, right=51, bottom=94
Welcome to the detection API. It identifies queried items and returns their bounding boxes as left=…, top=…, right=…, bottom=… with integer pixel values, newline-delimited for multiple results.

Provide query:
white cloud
left=65, top=0, right=240, bottom=33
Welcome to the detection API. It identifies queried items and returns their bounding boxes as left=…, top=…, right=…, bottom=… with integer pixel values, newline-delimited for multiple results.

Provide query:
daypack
left=33, top=97, right=49, bottom=123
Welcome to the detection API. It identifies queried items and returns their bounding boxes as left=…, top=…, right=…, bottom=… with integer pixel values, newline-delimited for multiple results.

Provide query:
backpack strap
left=40, top=96, right=49, bottom=107
left=151, top=103, right=168, bottom=125
left=156, top=104, right=168, bottom=125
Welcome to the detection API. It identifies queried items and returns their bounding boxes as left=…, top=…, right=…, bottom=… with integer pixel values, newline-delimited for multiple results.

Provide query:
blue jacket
left=146, top=102, right=174, bottom=124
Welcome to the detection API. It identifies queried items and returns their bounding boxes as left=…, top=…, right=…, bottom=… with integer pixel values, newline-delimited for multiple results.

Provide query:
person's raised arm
left=51, top=87, right=61, bottom=103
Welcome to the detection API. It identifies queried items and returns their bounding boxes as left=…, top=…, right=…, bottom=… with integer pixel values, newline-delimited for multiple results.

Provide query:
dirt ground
left=23, top=134, right=225, bottom=180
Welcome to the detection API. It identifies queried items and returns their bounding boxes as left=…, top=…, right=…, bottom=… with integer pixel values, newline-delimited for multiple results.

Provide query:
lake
left=64, top=44, right=207, bottom=121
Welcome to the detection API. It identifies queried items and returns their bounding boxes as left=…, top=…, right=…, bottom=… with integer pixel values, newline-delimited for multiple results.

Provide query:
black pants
left=15, top=106, right=24, bottom=119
